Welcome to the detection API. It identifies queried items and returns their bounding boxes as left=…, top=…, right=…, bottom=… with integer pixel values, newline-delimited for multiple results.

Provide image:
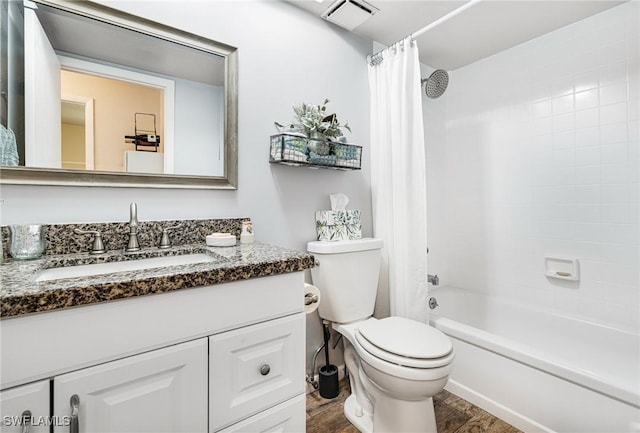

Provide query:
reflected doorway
left=61, top=96, right=94, bottom=170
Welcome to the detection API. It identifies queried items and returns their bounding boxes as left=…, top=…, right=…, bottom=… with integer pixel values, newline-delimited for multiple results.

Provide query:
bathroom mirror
left=0, top=0, right=238, bottom=189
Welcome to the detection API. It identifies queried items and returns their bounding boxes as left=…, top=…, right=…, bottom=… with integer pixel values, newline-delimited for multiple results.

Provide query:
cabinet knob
left=259, top=364, right=270, bottom=376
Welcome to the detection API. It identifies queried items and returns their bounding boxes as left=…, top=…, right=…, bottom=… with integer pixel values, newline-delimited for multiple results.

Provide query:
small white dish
left=206, top=233, right=236, bottom=247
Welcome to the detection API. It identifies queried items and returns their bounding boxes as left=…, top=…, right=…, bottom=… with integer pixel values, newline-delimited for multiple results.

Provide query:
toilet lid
left=357, top=317, right=452, bottom=362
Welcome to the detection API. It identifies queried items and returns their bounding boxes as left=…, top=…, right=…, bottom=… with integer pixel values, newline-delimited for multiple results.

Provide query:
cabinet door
left=53, top=339, right=207, bottom=433
left=0, top=380, right=50, bottom=433
left=210, top=314, right=305, bottom=431
left=217, top=395, right=305, bottom=433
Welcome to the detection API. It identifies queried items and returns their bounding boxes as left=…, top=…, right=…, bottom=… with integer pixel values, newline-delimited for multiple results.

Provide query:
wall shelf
left=269, top=134, right=362, bottom=170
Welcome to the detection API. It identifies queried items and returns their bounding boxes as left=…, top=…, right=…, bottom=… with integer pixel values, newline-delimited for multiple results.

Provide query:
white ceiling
left=286, top=0, right=626, bottom=70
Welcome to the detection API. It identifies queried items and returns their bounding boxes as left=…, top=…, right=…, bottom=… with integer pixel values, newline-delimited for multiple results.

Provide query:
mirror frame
left=0, top=0, right=238, bottom=189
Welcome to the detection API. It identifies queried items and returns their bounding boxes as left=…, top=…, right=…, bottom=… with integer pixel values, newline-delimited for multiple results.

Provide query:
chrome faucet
left=427, top=274, right=439, bottom=286
left=126, top=202, right=141, bottom=252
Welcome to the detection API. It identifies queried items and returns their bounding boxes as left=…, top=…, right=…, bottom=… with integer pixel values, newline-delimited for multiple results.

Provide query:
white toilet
left=308, top=238, right=454, bottom=433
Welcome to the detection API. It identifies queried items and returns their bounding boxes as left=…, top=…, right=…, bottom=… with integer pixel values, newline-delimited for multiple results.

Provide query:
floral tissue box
left=315, top=210, right=362, bottom=241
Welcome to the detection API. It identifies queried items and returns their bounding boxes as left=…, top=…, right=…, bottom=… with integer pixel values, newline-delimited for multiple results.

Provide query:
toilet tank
left=307, top=238, right=383, bottom=323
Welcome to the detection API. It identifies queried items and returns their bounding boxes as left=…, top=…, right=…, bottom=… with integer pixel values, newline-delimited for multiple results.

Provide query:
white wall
left=0, top=1, right=372, bottom=366
left=427, top=2, right=639, bottom=331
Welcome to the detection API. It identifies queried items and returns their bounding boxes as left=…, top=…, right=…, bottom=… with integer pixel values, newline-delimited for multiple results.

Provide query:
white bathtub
left=428, top=287, right=640, bottom=433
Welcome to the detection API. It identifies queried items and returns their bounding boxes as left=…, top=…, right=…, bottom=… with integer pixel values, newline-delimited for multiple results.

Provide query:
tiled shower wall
left=427, top=1, right=639, bottom=330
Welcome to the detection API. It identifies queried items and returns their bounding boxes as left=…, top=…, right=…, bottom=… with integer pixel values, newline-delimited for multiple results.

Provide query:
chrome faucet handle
left=126, top=202, right=141, bottom=252
left=129, top=202, right=139, bottom=226
left=74, top=228, right=106, bottom=254
left=158, top=224, right=182, bottom=249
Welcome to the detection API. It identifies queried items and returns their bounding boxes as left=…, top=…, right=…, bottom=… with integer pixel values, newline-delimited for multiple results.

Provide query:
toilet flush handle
left=305, top=293, right=319, bottom=305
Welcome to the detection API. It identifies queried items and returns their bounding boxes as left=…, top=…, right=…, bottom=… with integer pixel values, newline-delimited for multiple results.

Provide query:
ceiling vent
left=321, top=0, right=379, bottom=31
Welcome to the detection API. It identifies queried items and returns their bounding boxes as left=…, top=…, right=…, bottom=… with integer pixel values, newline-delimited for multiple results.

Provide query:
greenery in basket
left=275, top=99, right=351, bottom=140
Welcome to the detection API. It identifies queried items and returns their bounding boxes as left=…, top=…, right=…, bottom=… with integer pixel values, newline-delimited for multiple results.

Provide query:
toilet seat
left=356, top=317, right=453, bottom=369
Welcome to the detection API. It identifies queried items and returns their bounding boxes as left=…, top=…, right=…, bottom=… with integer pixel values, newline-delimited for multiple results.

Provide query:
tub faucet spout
left=428, top=274, right=439, bottom=286
left=126, top=202, right=141, bottom=252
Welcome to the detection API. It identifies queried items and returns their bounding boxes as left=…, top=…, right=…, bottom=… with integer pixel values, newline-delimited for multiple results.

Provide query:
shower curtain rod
left=368, top=0, right=482, bottom=66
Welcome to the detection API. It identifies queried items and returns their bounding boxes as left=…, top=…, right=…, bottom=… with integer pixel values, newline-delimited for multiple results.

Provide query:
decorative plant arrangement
left=275, top=99, right=351, bottom=141
left=270, top=99, right=361, bottom=170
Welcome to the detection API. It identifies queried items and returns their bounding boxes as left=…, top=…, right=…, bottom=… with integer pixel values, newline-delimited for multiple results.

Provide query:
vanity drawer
left=216, top=394, right=305, bottom=433
left=209, top=314, right=305, bottom=431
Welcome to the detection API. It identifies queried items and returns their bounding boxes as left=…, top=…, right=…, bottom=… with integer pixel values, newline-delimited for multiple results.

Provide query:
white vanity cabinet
left=0, top=380, right=50, bottom=433
left=52, top=339, right=207, bottom=433
left=1, top=271, right=307, bottom=433
left=209, top=314, right=305, bottom=432
left=216, top=394, right=306, bottom=433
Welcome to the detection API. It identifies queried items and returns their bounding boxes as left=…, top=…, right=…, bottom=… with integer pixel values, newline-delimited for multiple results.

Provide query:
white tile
left=575, top=108, right=599, bottom=129
left=598, top=42, right=627, bottom=65
left=570, top=50, right=599, bottom=74
left=574, top=165, right=601, bottom=185
left=532, top=116, right=552, bottom=136
left=600, top=102, right=628, bottom=125
left=629, top=75, right=639, bottom=105
left=598, top=223, right=638, bottom=244
left=571, top=185, right=601, bottom=203
left=575, top=145, right=601, bottom=166
left=553, top=148, right=575, bottom=167
left=549, top=185, right=574, bottom=203
left=629, top=99, right=639, bottom=121
left=598, top=21, right=626, bottom=46
left=601, top=142, right=629, bottom=164
left=531, top=80, right=552, bottom=101
left=601, top=183, right=630, bottom=203
left=630, top=182, right=639, bottom=204
left=574, top=69, right=599, bottom=92
left=552, top=75, right=575, bottom=97
left=575, top=126, right=600, bottom=147
left=552, top=204, right=601, bottom=223
left=531, top=134, right=553, bottom=153
left=600, top=122, right=628, bottom=144
left=601, top=203, right=634, bottom=224
left=533, top=99, right=552, bottom=118
left=553, top=94, right=574, bottom=115
left=600, top=82, right=628, bottom=106
left=597, top=262, right=639, bottom=287
left=599, top=61, right=627, bottom=86
left=601, top=163, right=630, bottom=184
left=553, top=130, right=574, bottom=149
left=553, top=112, right=574, bottom=132
left=435, top=1, right=639, bottom=329
left=630, top=122, right=639, bottom=141
left=574, top=89, right=599, bottom=110
left=551, top=166, right=575, bottom=185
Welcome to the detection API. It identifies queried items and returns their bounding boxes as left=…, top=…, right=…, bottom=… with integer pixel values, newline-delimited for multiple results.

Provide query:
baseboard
left=306, top=363, right=346, bottom=394
left=445, top=380, right=555, bottom=433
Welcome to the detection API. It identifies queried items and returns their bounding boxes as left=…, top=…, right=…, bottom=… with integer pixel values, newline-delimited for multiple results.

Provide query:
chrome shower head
left=421, top=69, right=449, bottom=99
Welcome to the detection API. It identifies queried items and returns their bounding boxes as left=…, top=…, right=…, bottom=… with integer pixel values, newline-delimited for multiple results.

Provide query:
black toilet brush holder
left=319, top=321, right=340, bottom=399
left=319, top=364, right=339, bottom=399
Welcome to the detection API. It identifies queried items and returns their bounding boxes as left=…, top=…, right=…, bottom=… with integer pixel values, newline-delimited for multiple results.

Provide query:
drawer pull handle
left=21, top=410, right=32, bottom=433
left=70, top=394, right=80, bottom=433
left=260, top=364, right=271, bottom=376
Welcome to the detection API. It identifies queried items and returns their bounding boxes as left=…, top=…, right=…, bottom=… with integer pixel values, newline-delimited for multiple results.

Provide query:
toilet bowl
left=336, top=317, right=454, bottom=433
left=307, top=238, right=454, bottom=433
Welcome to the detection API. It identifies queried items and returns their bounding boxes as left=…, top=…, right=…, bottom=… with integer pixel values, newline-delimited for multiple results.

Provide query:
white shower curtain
left=368, top=37, right=428, bottom=322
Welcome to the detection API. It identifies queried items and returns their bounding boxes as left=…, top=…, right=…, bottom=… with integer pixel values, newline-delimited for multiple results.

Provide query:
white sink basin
left=34, top=253, right=218, bottom=282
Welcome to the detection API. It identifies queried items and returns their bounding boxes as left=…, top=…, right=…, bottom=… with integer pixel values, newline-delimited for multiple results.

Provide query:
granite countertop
left=1, top=242, right=315, bottom=318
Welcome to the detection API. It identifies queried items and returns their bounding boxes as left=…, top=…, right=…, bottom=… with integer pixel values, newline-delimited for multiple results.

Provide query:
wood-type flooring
left=306, top=379, right=523, bottom=433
